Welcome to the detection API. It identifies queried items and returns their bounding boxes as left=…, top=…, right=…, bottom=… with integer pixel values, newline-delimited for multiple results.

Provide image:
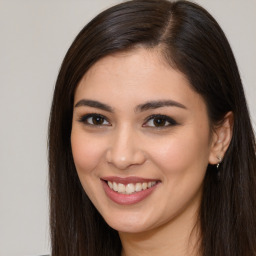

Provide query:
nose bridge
left=106, top=123, right=145, bottom=169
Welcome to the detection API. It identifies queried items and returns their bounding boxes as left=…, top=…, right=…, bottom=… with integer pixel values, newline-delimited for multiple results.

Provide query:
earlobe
left=208, top=111, right=234, bottom=165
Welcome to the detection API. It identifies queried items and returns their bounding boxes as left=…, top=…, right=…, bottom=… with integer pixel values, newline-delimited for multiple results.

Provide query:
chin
left=102, top=209, right=157, bottom=233
left=108, top=220, right=149, bottom=233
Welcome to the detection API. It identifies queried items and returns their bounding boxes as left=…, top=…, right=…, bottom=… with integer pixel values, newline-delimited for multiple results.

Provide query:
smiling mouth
left=106, top=181, right=158, bottom=194
left=101, top=176, right=161, bottom=205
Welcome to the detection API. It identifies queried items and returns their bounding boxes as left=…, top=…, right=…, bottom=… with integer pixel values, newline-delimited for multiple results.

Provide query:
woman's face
left=71, top=48, right=215, bottom=233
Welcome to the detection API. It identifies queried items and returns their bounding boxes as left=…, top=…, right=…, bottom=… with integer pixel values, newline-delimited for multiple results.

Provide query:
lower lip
left=102, top=180, right=159, bottom=205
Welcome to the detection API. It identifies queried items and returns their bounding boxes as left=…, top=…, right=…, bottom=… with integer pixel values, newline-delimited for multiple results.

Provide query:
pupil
left=153, top=118, right=165, bottom=126
left=93, top=116, right=103, bottom=125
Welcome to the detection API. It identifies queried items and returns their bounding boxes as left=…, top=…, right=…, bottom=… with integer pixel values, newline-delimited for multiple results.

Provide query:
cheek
left=148, top=129, right=210, bottom=178
left=71, top=130, right=105, bottom=175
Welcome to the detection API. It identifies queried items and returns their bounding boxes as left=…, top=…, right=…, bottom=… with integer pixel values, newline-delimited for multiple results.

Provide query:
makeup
left=71, top=48, right=212, bottom=233
left=101, top=176, right=160, bottom=205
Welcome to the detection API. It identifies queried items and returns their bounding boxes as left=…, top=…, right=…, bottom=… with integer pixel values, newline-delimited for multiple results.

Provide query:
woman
left=48, top=0, right=256, bottom=255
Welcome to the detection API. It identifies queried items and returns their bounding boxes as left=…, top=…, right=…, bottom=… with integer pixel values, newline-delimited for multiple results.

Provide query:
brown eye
left=143, top=114, right=178, bottom=128
left=92, top=116, right=105, bottom=125
left=153, top=118, right=167, bottom=127
left=79, top=114, right=111, bottom=126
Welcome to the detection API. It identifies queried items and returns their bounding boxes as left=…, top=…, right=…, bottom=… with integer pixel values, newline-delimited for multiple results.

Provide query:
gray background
left=0, top=0, right=255, bottom=255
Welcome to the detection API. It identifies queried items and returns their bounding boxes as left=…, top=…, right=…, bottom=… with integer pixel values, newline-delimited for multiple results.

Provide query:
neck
left=119, top=204, right=201, bottom=256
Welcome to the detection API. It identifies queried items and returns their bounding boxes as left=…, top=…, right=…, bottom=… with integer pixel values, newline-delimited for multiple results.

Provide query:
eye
left=143, top=114, right=178, bottom=128
left=78, top=113, right=111, bottom=126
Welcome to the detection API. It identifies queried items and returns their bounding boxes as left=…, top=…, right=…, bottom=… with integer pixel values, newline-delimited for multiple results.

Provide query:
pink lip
left=101, top=177, right=160, bottom=205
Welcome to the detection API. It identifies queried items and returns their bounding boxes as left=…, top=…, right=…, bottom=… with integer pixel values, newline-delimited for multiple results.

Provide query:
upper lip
left=101, top=176, right=160, bottom=185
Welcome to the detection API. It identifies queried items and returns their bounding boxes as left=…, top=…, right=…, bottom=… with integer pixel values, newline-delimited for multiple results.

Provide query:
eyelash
left=78, top=113, right=111, bottom=126
left=143, top=114, right=178, bottom=128
left=78, top=113, right=178, bottom=128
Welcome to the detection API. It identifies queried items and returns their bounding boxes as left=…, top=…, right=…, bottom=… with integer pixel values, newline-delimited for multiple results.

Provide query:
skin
left=71, top=48, right=233, bottom=256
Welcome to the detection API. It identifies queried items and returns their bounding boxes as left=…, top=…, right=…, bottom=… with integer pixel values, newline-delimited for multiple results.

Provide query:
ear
left=208, top=111, right=234, bottom=165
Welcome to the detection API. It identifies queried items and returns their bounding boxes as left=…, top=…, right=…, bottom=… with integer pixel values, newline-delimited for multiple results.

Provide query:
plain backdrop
left=0, top=1, right=255, bottom=255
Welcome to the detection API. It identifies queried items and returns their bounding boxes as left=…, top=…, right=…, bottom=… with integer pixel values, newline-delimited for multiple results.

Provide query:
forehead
left=74, top=48, right=206, bottom=113
left=79, top=48, right=170, bottom=88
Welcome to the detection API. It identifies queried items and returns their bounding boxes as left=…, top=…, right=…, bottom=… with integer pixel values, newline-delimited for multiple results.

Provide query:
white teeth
left=142, top=182, right=147, bottom=190
left=118, top=183, right=125, bottom=193
left=126, top=183, right=135, bottom=194
left=135, top=183, right=142, bottom=192
left=113, top=182, right=118, bottom=192
left=108, top=181, right=113, bottom=189
left=106, top=181, right=157, bottom=194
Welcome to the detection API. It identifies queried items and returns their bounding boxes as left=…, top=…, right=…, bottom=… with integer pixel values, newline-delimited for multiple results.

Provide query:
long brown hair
left=48, top=1, right=256, bottom=255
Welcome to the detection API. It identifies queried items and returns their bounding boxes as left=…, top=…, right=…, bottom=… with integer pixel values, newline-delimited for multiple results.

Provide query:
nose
left=106, top=125, right=146, bottom=170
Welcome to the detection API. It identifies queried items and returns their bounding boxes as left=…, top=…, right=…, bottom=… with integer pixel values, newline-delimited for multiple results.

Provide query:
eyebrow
left=74, top=99, right=114, bottom=112
left=135, top=100, right=187, bottom=112
left=74, top=99, right=187, bottom=112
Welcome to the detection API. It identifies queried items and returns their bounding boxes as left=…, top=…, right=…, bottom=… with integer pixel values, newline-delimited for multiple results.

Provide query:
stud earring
left=216, top=156, right=222, bottom=169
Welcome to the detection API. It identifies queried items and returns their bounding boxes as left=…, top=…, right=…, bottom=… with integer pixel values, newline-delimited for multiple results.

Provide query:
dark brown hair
left=48, top=0, right=256, bottom=255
